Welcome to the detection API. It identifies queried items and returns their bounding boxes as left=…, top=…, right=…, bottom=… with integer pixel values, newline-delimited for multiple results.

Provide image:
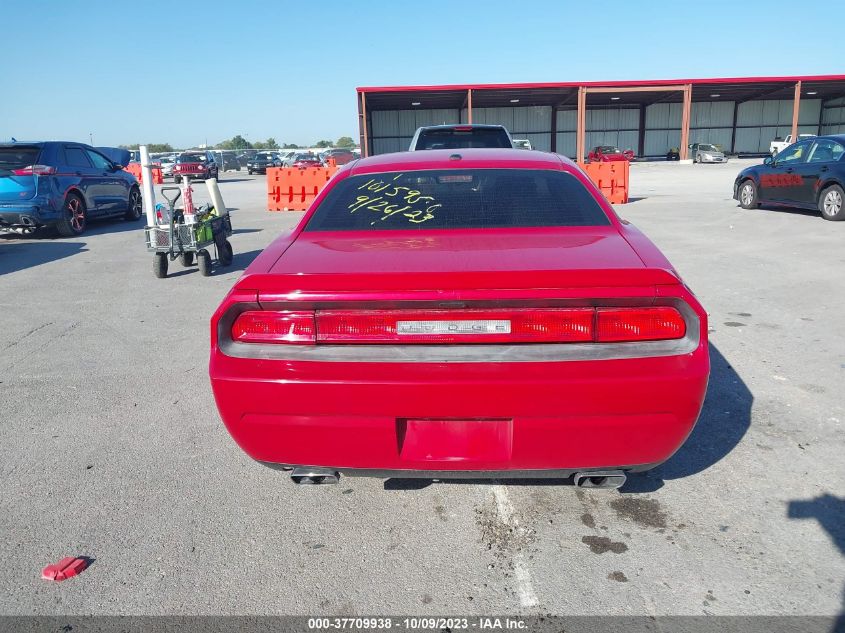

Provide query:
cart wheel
left=219, top=240, right=234, bottom=267
left=153, top=253, right=168, bottom=278
left=197, top=249, right=212, bottom=276
left=179, top=251, right=195, bottom=267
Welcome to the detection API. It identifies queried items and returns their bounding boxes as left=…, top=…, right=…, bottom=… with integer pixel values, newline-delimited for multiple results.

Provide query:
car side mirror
left=763, top=156, right=773, bottom=166
left=111, top=163, right=124, bottom=171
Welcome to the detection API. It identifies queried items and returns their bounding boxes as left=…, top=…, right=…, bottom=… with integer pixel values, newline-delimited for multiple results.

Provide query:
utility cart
left=145, top=187, right=233, bottom=278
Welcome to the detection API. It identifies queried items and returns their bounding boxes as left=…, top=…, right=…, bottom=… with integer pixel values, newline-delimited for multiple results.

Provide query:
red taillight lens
left=228, top=307, right=686, bottom=345
left=12, top=165, right=56, bottom=176
left=596, top=307, right=686, bottom=342
left=231, top=311, right=315, bottom=344
left=316, top=309, right=594, bottom=344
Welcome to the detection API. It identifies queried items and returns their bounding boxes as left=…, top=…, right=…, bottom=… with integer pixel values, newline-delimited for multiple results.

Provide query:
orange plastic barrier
left=582, top=160, right=629, bottom=204
left=123, top=162, right=163, bottom=185
left=267, top=165, right=339, bottom=211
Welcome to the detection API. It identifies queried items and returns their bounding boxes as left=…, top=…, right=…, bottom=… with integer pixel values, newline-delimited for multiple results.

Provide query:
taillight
left=229, top=307, right=686, bottom=345
left=596, top=307, right=686, bottom=342
left=231, top=311, right=315, bottom=344
left=12, top=165, right=56, bottom=175
left=316, top=309, right=594, bottom=344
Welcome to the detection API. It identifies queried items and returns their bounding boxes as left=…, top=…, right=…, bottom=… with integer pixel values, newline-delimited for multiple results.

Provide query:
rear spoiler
left=232, top=268, right=682, bottom=305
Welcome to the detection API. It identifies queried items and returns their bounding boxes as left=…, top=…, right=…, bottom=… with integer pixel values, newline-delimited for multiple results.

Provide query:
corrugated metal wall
left=462, top=106, right=553, bottom=151
left=367, top=98, right=825, bottom=156
left=370, top=108, right=460, bottom=154
left=555, top=107, right=639, bottom=156
left=821, top=97, right=845, bottom=135
left=734, top=99, right=820, bottom=153
left=688, top=101, right=734, bottom=150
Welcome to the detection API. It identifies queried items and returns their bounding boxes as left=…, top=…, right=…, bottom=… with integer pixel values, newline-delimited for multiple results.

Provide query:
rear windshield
left=0, top=146, right=41, bottom=171
left=257, top=153, right=275, bottom=160
left=415, top=128, right=511, bottom=150
left=599, top=146, right=621, bottom=153
left=305, top=169, right=609, bottom=232
left=178, top=153, right=206, bottom=163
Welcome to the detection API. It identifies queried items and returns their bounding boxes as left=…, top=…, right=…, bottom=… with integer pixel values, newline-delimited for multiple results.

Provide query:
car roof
left=348, top=148, right=568, bottom=176
left=417, top=124, right=507, bottom=131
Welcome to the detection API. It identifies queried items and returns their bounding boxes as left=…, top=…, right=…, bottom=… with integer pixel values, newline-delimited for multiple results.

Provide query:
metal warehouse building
left=356, top=75, right=845, bottom=161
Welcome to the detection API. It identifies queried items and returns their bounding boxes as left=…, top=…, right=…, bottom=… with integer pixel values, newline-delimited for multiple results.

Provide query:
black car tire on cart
left=219, top=240, right=234, bottom=266
left=738, top=179, right=759, bottom=209
left=819, top=184, right=845, bottom=221
left=197, top=249, right=212, bottom=276
left=179, top=251, right=194, bottom=267
left=153, top=253, right=168, bottom=278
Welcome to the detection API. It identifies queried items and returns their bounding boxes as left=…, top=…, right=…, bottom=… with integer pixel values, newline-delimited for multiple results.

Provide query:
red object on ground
left=210, top=148, right=709, bottom=476
left=42, top=557, right=88, bottom=581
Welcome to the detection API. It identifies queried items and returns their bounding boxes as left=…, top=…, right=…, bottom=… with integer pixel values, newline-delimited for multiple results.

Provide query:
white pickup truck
left=770, top=134, right=815, bottom=156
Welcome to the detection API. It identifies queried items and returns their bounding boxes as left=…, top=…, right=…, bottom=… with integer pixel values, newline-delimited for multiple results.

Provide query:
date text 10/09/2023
left=307, top=617, right=528, bottom=630
left=348, top=174, right=443, bottom=226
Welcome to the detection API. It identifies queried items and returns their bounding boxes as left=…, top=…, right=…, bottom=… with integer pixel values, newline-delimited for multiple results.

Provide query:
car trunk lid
left=257, top=228, right=677, bottom=299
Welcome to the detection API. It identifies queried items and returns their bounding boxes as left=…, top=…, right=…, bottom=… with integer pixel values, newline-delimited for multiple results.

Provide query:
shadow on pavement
left=0, top=239, right=88, bottom=276
left=385, top=345, right=751, bottom=493
left=788, top=495, right=845, bottom=633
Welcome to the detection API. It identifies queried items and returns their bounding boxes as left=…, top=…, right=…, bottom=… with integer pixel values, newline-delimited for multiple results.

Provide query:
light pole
left=89, top=132, right=93, bottom=145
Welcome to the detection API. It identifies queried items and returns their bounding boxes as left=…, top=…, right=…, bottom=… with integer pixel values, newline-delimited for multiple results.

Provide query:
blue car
left=0, top=141, right=143, bottom=237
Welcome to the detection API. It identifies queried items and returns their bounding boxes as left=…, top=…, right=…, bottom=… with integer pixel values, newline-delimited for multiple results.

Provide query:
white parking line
left=492, top=485, right=539, bottom=609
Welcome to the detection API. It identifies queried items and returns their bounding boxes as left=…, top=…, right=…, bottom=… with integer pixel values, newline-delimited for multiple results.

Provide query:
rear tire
left=738, top=179, right=759, bottom=209
left=819, top=184, right=845, bottom=221
left=197, top=249, right=212, bottom=276
left=124, top=186, right=143, bottom=221
left=153, top=253, right=168, bottom=278
left=56, top=193, right=87, bottom=237
left=179, top=251, right=194, bottom=267
left=174, top=175, right=182, bottom=184
left=219, top=239, right=233, bottom=266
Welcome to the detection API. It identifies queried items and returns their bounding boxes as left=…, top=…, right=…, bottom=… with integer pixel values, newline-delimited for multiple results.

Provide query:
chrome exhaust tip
left=290, top=467, right=340, bottom=485
left=573, top=470, right=626, bottom=489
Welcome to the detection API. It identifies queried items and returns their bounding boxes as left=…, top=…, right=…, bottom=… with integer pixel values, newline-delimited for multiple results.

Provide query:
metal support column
left=467, top=89, right=473, bottom=124
left=791, top=81, right=802, bottom=141
left=576, top=86, right=586, bottom=164
left=638, top=104, right=646, bottom=157
left=730, top=99, right=738, bottom=154
left=361, top=91, right=369, bottom=157
left=679, top=84, right=692, bottom=160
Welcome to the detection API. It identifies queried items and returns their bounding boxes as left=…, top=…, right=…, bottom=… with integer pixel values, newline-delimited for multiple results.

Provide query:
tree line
left=119, top=136, right=357, bottom=153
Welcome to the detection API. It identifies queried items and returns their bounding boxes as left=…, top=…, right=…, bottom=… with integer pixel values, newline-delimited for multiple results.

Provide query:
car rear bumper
left=700, top=156, right=728, bottom=163
left=0, top=198, right=61, bottom=227
left=210, top=349, right=709, bottom=474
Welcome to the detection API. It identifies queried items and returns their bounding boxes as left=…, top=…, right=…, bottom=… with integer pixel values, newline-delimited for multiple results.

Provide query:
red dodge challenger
left=209, top=149, right=709, bottom=488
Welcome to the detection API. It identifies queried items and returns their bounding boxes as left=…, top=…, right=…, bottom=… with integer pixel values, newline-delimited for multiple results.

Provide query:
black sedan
left=246, top=152, right=281, bottom=175
left=734, top=134, right=845, bottom=221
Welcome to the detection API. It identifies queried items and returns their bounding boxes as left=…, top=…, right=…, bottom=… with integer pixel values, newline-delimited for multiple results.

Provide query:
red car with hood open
left=209, top=148, right=709, bottom=488
left=588, top=146, right=635, bottom=162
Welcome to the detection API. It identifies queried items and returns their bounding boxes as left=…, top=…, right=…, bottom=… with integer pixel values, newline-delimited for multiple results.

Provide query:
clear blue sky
left=2, top=0, right=840, bottom=148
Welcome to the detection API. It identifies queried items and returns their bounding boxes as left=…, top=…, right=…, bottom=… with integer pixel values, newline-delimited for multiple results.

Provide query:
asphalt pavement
left=0, top=161, right=843, bottom=617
